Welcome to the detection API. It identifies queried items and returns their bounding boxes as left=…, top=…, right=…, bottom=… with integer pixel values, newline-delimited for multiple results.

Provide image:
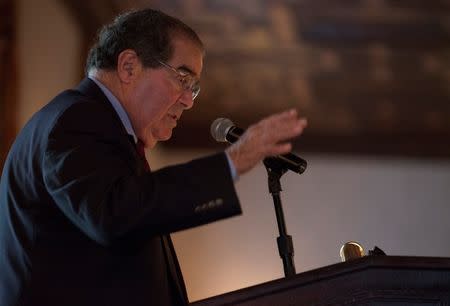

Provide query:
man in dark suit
left=0, top=9, right=307, bottom=306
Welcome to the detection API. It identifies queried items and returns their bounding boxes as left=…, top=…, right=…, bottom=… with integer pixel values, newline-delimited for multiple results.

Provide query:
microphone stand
left=263, top=157, right=296, bottom=277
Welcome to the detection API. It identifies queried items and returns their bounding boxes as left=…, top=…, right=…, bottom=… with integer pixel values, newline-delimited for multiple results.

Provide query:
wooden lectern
left=190, top=256, right=450, bottom=305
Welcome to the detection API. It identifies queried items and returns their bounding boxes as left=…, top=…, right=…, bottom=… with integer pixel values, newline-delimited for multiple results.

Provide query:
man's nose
left=179, top=90, right=195, bottom=109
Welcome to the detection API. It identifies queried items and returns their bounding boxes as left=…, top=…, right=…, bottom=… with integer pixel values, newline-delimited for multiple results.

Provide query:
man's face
left=127, top=35, right=203, bottom=148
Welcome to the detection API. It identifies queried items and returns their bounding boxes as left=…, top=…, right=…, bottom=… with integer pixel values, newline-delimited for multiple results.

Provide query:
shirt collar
left=88, top=76, right=137, bottom=143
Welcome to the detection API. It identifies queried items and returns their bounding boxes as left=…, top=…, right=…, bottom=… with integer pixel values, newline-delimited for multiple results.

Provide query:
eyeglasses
left=157, top=60, right=201, bottom=100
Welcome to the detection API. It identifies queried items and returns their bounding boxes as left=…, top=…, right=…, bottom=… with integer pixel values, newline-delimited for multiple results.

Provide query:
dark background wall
left=62, top=0, right=450, bottom=158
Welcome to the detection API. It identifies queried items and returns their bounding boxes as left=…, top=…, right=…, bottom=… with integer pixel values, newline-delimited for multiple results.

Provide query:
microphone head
left=210, top=118, right=235, bottom=142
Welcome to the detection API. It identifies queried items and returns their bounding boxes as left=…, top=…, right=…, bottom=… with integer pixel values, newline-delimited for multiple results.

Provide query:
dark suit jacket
left=0, top=78, right=241, bottom=306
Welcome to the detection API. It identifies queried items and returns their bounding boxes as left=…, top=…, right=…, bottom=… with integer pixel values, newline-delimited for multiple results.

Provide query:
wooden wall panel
left=62, top=0, right=450, bottom=158
left=0, top=0, right=16, bottom=169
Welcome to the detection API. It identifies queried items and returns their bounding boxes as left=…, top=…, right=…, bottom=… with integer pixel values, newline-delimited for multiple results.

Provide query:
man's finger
left=268, top=142, right=293, bottom=157
left=263, top=118, right=307, bottom=144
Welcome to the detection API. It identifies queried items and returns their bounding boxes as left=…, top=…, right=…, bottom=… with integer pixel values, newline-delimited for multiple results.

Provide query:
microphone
left=210, top=118, right=307, bottom=174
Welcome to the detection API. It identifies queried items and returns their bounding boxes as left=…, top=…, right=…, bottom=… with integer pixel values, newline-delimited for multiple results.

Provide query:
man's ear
left=117, top=49, right=141, bottom=83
